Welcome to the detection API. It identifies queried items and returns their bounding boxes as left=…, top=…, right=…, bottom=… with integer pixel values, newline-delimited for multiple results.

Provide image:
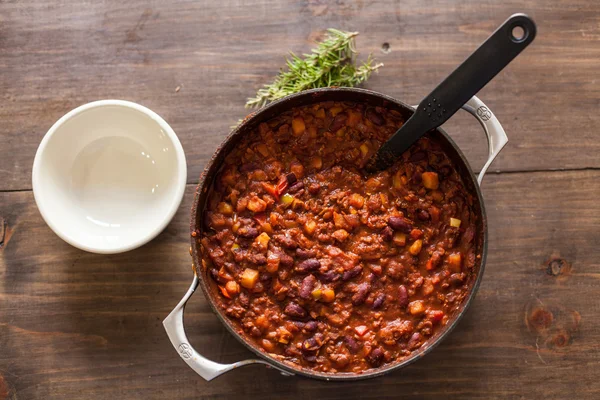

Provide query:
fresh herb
left=245, top=29, right=383, bottom=109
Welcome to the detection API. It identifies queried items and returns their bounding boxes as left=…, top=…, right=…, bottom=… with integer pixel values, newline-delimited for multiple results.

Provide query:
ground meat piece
left=378, top=319, right=414, bottom=345
left=273, top=234, right=298, bottom=249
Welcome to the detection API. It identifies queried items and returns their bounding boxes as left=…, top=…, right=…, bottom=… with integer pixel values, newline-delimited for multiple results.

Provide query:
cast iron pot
left=164, top=87, right=507, bottom=381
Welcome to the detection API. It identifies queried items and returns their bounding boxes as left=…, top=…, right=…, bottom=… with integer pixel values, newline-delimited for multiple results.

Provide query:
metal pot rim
left=189, top=87, right=489, bottom=381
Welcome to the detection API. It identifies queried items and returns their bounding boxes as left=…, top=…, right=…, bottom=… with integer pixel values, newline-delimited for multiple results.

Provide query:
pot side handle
left=461, top=96, right=508, bottom=185
left=163, top=274, right=294, bottom=381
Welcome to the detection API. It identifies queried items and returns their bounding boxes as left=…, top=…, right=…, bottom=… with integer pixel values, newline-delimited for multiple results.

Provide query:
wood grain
left=1, top=0, right=600, bottom=191
left=2, top=170, right=600, bottom=399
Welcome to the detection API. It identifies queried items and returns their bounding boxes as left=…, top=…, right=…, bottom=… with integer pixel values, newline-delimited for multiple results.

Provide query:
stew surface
left=198, top=101, right=480, bottom=374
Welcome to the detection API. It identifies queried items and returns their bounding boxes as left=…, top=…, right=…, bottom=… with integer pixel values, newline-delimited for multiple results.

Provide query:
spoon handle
left=366, top=13, right=536, bottom=172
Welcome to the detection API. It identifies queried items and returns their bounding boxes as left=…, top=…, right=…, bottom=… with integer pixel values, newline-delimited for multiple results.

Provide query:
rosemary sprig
left=245, top=29, right=383, bottom=109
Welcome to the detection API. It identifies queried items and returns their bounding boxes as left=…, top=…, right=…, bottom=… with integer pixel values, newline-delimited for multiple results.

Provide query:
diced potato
left=422, top=280, right=434, bottom=296
left=217, top=202, right=233, bottom=215
left=320, top=287, right=335, bottom=302
left=359, top=142, right=370, bottom=157
left=225, top=280, right=240, bottom=296
left=266, top=252, right=280, bottom=273
left=330, top=106, right=342, bottom=116
left=261, top=339, right=275, bottom=352
left=315, top=108, right=325, bottom=119
left=232, top=221, right=241, bottom=233
left=336, top=127, right=347, bottom=137
left=291, top=117, right=306, bottom=136
left=250, top=169, right=268, bottom=181
left=447, top=252, right=462, bottom=273
left=240, top=268, right=259, bottom=289
left=450, top=218, right=462, bottom=228
left=311, top=156, right=322, bottom=169
left=304, top=220, right=317, bottom=235
left=308, top=125, right=317, bottom=138
left=255, top=143, right=270, bottom=157
left=392, top=171, right=403, bottom=189
left=218, top=285, right=231, bottom=299
left=247, top=196, right=267, bottom=212
left=408, top=300, right=426, bottom=315
left=347, top=110, right=361, bottom=126
left=409, top=239, right=423, bottom=255
left=421, top=172, right=439, bottom=190
left=254, top=232, right=270, bottom=251
left=280, top=193, right=294, bottom=206
left=393, top=232, right=407, bottom=247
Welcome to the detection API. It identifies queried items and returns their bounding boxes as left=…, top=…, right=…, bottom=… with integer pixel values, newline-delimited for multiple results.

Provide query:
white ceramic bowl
left=32, top=100, right=187, bottom=254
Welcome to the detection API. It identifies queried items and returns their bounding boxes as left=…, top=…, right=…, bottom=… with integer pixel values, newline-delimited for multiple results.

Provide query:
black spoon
left=365, top=13, right=536, bottom=173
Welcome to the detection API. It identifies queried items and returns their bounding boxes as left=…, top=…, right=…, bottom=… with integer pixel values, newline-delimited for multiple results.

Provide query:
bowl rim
left=191, top=87, right=488, bottom=380
left=32, top=99, right=188, bottom=254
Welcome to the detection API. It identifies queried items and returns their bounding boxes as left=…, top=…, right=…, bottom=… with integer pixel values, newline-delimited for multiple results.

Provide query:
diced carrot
left=311, top=156, right=322, bottom=169
left=276, top=176, right=289, bottom=196
left=320, top=288, right=335, bottom=302
left=261, top=182, right=279, bottom=198
left=431, top=190, right=444, bottom=202
left=429, top=310, right=445, bottom=323
left=218, top=285, right=231, bottom=299
left=266, top=252, right=280, bottom=273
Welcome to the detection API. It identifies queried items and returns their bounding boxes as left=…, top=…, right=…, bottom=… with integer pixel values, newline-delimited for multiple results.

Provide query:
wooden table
left=1, top=1, right=599, bottom=399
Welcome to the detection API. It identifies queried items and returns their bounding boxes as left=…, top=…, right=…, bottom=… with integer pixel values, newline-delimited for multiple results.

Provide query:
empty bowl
left=32, top=100, right=187, bottom=254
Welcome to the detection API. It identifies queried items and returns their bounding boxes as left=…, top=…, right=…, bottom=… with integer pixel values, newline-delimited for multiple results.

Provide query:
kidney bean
left=342, top=265, right=362, bottom=281
left=304, top=320, right=318, bottom=332
left=295, top=258, right=321, bottom=273
left=288, top=181, right=304, bottom=193
left=352, top=282, right=371, bottom=305
left=239, top=162, right=259, bottom=173
left=388, top=216, right=412, bottom=233
left=299, top=275, right=317, bottom=299
left=407, top=332, right=421, bottom=349
left=366, top=108, right=384, bottom=126
left=273, top=234, right=298, bottom=250
left=344, top=336, right=362, bottom=353
left=409, top=151, right=426, bottom=162
left=372, top=293, right=386, bottom=309
left=296, top=248, right=317, bottom=259
left=302, top=353, right=317, bottom=363
left=285, top=172, right=297, bottom=185
left=329, top=112, right=348, bottom=132
left=398, top=285, right=409, bottom=307
left=284, top=302, right=307, bottom=319
left=381, top=226, right=393, bottom=241
left=319, top=270, right=340, bottom=282
left=366, top=347, right=384, bottom=367
left=417, top=209, right=430, bottom=221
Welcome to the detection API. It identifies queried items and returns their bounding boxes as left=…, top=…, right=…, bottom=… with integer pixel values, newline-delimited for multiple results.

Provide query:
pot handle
left=460, top=96, right=508, bottom=185
left=163, top=273, right=294, bottom=381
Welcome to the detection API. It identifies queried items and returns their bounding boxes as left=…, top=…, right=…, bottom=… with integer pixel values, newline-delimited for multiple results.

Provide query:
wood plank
left=1, top=169, right=599, bottom=399
left=1, top=0, right=600, bottom=190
